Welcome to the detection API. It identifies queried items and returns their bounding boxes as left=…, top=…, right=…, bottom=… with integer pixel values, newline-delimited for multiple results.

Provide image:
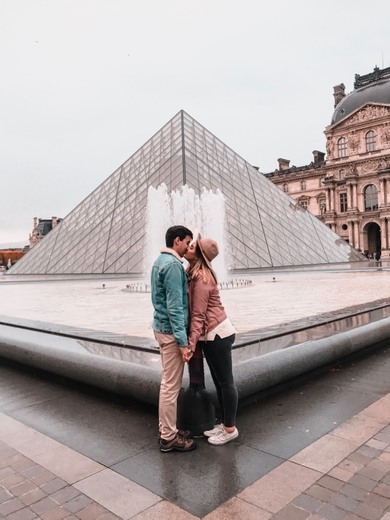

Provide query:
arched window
left=300, top=180, right=306, bottom=190
left=365, top=130, right=376, bottom=152
left=364, top=184, right=378, bottom=211
left=337, top=137, right=347, bottom=158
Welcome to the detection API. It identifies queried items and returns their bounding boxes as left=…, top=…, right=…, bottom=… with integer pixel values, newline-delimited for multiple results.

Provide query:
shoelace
left=214, top=429, right=235, bottom=438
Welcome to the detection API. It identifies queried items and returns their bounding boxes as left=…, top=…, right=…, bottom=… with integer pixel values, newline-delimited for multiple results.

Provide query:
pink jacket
left=187, top=271, right=227, bottom=351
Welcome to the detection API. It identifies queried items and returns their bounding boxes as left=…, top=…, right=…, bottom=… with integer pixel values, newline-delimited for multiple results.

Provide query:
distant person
left=185, top=234, right=239, bottom=445
left=151, top=225, right=195, bottom=453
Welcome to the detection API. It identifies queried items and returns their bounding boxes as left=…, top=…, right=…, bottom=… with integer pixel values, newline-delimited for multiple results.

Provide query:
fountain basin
left=1, top=313, right=389, bottom=406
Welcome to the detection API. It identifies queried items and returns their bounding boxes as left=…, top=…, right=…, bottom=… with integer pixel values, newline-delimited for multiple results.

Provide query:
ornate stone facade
left=266, top=67, right=390, bottom=259
left=29, top=216, right=61, bottom=248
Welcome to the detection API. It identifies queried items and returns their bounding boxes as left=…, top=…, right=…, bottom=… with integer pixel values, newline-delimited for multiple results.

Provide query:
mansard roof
left=332, top=67, right=390, bottom=125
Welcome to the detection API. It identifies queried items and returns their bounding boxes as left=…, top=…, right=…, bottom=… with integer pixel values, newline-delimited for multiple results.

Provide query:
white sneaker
left=208, top=427, right=239, bottom=445
left=203, top=424, right=224, bottom=438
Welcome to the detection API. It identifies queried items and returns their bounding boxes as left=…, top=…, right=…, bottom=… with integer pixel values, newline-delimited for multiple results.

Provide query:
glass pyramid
left=10, top=110, right=363, bottom=275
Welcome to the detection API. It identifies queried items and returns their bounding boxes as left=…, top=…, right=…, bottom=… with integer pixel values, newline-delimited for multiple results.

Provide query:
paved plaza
left=0, top=264, right=389, bottom=519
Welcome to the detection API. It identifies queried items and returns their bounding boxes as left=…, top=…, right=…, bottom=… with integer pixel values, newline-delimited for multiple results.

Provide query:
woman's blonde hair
left=187, top=243, right=218, bottom=285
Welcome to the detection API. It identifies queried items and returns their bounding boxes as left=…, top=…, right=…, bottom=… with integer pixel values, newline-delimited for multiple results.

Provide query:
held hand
left=185, top=350, right=194, bottom=362
left=181, top=347, right=193, bottom=363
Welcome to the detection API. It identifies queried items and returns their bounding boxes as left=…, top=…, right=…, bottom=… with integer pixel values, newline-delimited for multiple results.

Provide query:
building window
left=340, top=192, right=348, bottom=212
left=299, top=200, right=308, bottom=210
left=364, top=184, right=378, bottom=211
left=365, top=130, right=376, bottom=152
left=283, top=183, right=288, bottom=193
left=300, top=180, right=306, bottom=190
left=337, top=137, right=347, bottom=158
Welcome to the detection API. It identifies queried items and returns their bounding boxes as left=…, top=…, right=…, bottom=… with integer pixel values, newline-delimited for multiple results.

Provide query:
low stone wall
left=234, top=317, right=390, bottom=399
left=0, top=325, right=161, bottom=405
left=1, top=317, right=390, bottom=406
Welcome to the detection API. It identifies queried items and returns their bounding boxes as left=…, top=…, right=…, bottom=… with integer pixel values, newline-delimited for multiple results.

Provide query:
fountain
left=145, top=184, right=228, bottom=280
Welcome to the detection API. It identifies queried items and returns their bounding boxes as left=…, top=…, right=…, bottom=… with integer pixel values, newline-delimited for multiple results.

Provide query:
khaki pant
left=155, top=332, right=184, bottom=441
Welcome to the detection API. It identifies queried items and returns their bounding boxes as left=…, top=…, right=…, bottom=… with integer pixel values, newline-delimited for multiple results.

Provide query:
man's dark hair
left=165, top=225, right=193, bottom=247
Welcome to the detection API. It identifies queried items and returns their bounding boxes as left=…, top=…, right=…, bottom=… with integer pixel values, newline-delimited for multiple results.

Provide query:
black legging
left=199, top=333, right=238, bottom=428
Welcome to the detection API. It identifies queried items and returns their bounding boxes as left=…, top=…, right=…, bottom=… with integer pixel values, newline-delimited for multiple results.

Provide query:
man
left=151, top=225, right=195, bottom=452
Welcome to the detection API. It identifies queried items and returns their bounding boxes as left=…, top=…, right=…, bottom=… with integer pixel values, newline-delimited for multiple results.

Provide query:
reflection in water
left=232, top=306, right=390, bottom=363
left=81, top=341, right=160, bottom=369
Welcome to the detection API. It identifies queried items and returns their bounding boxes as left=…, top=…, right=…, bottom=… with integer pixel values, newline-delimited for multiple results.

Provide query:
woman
left=185, top=234, right=239, bottom=445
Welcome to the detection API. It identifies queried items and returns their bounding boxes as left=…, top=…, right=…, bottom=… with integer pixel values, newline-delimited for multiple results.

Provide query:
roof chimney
left=277, top=158, right=290, bottom=171
left=333, top=83, right=346, bottom=108
left=312, top=150, right=325, bottom=165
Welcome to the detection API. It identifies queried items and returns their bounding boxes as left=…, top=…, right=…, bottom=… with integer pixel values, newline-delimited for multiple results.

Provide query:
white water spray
left=146, top=184, right=228, bottom=280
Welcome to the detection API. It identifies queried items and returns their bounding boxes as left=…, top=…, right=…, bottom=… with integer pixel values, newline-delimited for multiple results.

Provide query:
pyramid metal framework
left=11, top=110, right=363, bottom=275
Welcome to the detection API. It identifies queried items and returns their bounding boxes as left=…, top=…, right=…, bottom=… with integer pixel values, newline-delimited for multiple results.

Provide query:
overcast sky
left=1, top=0, right=390, bottom=246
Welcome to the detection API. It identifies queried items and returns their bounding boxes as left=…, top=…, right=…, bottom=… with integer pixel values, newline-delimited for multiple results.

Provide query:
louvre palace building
left=266, top=66, right=390, bottom=260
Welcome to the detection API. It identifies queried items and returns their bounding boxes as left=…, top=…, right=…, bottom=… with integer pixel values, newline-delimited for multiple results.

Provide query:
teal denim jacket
left=151, top=250, right=189, bottom=347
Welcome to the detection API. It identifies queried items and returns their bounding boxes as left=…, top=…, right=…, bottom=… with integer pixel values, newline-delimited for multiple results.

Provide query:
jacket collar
left=160, top=247, right=184, bottom=263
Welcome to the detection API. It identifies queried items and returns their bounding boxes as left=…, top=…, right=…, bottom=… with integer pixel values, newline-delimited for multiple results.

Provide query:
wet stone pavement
left=0, top=343, right=389, bottom=519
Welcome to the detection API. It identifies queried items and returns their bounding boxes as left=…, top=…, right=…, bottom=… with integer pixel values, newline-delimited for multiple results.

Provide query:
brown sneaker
left=159, top=434, right=196, bottom=452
